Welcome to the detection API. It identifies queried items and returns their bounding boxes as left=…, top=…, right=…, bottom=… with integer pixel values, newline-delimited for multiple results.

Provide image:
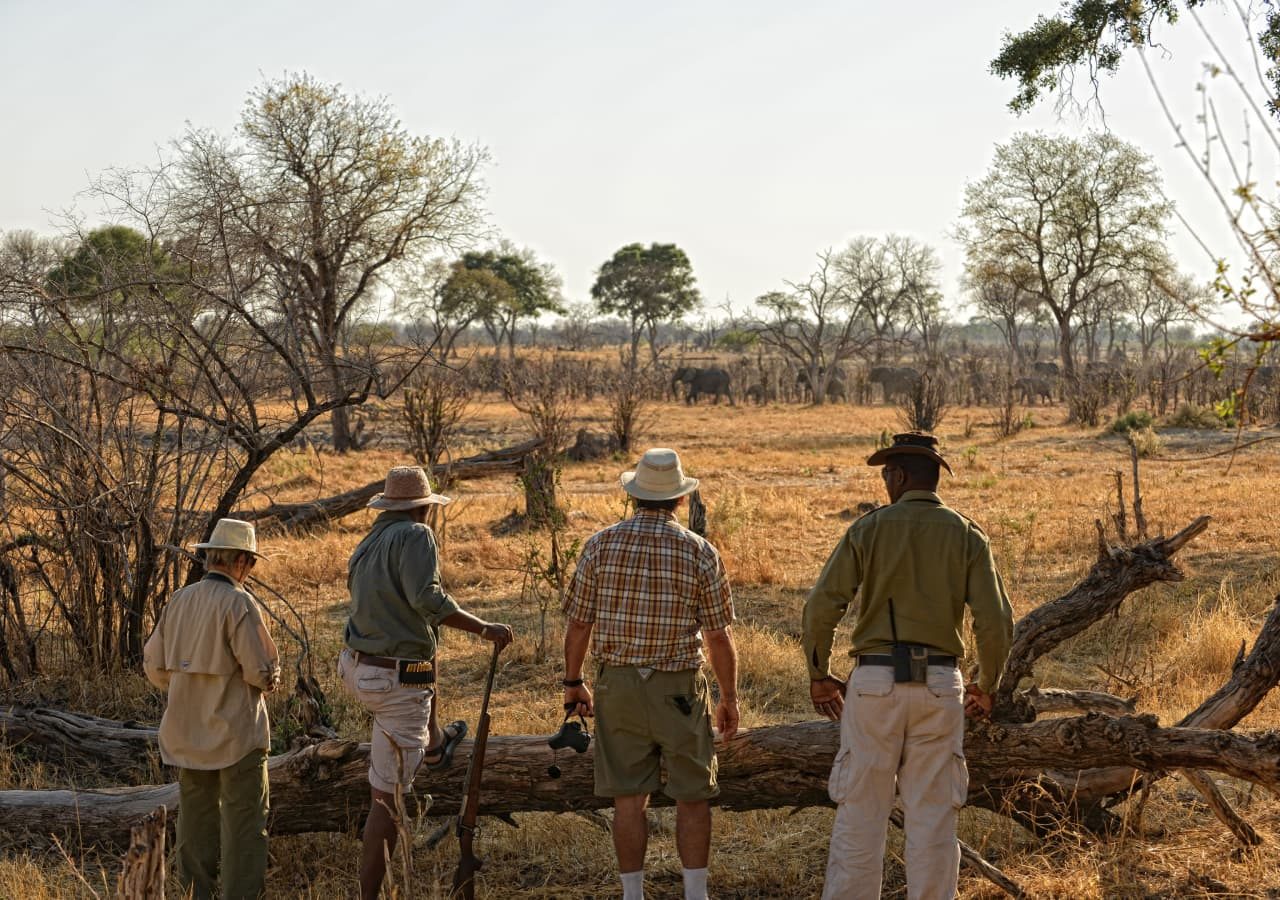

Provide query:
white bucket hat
left=193, top=518, right=269, bottom=559
left=620, top=448, right=699, bottom=501
left=368, top=465, right=452, bottom=510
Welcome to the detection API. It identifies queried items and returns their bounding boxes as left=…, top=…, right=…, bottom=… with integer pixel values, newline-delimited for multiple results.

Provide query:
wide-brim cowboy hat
left=866, top=431, right=954, bottom=475
left=368, top=465, right=452, bottom=510
left=621, top=447, right=700, bottom=501
left=193, top=518, right=270, bottom=559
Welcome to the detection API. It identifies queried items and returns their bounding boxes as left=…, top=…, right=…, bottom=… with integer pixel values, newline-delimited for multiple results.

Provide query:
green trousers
left=175, top=748, right=270, bottom=900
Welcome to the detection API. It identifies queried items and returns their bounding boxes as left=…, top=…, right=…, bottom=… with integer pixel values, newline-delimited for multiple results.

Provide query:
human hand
left=715, top=697, right=740, bottom=741
left=480, top=622, right=514, bottom=650
left=810, top=677, right=846, bottom=721
left=964, top=683, right=993, bottom=719
left=563, top=683, right=593, bottom=717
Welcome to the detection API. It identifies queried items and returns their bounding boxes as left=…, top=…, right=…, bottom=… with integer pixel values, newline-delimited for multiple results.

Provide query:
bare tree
left=957, top=132, right=1172, bottom=382
left=835, top=235, right=939, bottom=363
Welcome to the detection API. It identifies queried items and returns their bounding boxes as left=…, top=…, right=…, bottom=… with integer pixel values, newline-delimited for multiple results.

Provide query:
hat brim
left=192, top=541, right=270, bottom=560
left=866, top=445, right=954, bottom=475
left=367, top=492, right=452, bottom=510
left=620, top=472, right=700, bottom=501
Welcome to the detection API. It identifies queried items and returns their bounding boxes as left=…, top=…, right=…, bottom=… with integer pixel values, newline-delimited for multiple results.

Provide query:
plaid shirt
left=563, top=508, right=734, bottom=671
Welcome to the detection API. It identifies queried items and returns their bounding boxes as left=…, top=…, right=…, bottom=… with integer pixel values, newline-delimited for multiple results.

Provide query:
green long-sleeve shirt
left=344, top=511, right=461, bottom=660
left=802, top=490, right=1014, bottom=693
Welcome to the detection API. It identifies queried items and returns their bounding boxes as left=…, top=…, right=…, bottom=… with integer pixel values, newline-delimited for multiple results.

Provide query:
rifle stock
left=450, top=644, right=501, bottom=900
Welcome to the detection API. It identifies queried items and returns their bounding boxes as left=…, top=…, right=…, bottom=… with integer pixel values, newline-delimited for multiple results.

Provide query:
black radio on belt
left=889, top=598, right=929, bottom=684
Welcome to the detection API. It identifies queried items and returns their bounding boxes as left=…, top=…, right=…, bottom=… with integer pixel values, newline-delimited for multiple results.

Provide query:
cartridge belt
left=355, top=651, right=435, bottom=684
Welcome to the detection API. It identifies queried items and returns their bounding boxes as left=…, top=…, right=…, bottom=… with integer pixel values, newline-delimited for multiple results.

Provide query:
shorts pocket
left=926, top=666, right=963, bottom=699
left=356, top=672, right=394, bottom=693
left=951, top=752, right=969, bottom=808
left=850, top=665, right=894, bottom=697
left=827, top=747, right=853, bottom=803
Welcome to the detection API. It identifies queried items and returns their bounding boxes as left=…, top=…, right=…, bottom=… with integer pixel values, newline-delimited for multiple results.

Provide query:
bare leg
left=612, top=794, right=650, bottom=873
left=359, top=787, right=399, bottom=900
left=675, top=800, right=711, bottom=870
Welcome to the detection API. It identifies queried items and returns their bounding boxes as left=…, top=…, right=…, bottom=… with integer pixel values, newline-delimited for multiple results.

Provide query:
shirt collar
left=633, top=508, right=676, bottom=522
left=203, top=571, right=241, bottom=588
left=896, top=490, right=942, bottom=505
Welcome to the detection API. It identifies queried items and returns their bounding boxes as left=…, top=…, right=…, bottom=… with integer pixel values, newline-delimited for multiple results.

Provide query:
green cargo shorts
left=593, top=665, right=718, bottom=802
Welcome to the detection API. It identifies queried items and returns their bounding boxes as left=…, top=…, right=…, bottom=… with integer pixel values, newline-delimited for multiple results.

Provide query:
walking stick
left=450, top=643, right=502, bottom=900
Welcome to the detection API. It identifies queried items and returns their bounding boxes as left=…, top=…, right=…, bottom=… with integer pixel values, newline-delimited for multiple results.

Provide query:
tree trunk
left=6, top=717, right=1280, bottom=851
left=115, top=805, right=166, bottom=899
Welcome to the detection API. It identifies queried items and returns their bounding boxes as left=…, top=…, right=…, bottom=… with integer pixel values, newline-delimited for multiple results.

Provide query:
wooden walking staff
left=451, top=643, right=502, bottom=900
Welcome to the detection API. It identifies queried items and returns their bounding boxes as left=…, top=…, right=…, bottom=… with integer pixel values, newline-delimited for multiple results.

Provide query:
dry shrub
left=1159, top=587, right=1254, bottom=701
left=733, top=624, right=809, bottom=720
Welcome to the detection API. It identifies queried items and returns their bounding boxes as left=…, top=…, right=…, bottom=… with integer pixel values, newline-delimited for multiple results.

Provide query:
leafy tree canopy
left=991, top=0, right=1280, bottom=117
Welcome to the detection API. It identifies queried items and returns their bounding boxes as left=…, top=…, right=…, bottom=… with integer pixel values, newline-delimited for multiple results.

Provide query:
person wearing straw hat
left=561, top=448, right=739, bottom=900
left=339, top=465, right=513, bottom=900
left=802, top=432, right=1014, bottom=900
left=143, top=517, right=281, bottom=900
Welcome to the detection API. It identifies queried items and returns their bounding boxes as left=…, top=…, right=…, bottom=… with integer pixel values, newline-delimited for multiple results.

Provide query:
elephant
left=673, top=366, right=734, bottom=405
left=744, top=382, right=778, bottom=404
left=1032, top=360, right=1060, bottom=378
left=1015, top=376, right=1053, bottom=405
left=796, top=367, right=848, bottom=403
left=867, top=366, right=921, bottom=404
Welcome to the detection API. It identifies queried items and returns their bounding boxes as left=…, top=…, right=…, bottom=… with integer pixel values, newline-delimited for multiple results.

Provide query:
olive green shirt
left=802, top=490, right=1014, bottom=693
left=344, top=511, right=461, bottom=660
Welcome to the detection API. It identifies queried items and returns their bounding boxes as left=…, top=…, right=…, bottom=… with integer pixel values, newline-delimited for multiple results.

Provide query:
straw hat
left=368, top=465, right=452, bottom=510
left=194, top=518, right=269, bottom=559
left=865, top=431, right=953, bottom=475
left=620, top=448, right=700, bottom=501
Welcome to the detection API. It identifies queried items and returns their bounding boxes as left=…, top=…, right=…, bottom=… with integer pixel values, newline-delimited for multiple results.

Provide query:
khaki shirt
left=143, top=572, right=281, bottom=770
left=344, top=511, right=461, bottom=660
left=563, top=509, right=734, bottom=671
left=802, top=490, right=1014, bottom=693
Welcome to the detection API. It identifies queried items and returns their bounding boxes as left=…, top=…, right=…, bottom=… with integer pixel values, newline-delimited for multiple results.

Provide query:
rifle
left=450, top=642, right=501, bottom=899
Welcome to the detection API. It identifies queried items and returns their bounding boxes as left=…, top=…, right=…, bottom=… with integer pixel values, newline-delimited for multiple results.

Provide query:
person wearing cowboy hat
left=802, top=432, right=1014, bottom=899
left=561, top=448, right=739, bottom=900
left=143, top=517, right=281, bottom=900
left=339, top=465, right=514, bottom=900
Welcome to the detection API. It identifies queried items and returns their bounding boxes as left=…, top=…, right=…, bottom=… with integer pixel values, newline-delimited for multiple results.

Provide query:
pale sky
left=0, top=1, right=1263, bottom=320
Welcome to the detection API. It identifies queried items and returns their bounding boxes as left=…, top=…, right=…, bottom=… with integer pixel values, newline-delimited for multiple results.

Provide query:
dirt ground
left=4, top=397, right=1280, bottom=898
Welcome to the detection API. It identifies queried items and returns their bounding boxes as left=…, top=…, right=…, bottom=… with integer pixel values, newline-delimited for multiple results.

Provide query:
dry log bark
left=0, top=705, right=158, bottom=773
left=115, top=805, right=166, bottom=899
left=4, top=716, right=1280, bottom=851
left=993, top=516, right=1210, bottom=720
left=247, top=438, right=545, bottom=531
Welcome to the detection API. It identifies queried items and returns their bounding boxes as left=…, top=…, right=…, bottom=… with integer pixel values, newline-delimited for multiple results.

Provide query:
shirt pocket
left=850, top=665, right=894, bottom=697
left=926, top=666, right=963, bottom=700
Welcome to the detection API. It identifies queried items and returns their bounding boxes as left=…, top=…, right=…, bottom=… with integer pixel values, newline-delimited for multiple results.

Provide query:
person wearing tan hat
left=143, top=517, right=281, bottom=900
left=802, top=432, right=1014, bottom=900
left=561, top=448, right=739, bottom=900
left=339, top=465, right=513, bottom=900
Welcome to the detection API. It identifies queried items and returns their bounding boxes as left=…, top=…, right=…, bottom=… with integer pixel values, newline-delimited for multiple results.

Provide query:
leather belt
left=355, top=652, right=400, bottom=669
left=858, top=653, right=957, bottom=668
left=355, top=652, right=435, bottom=684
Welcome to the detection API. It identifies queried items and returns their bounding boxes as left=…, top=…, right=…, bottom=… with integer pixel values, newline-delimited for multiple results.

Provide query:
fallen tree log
left=247, top=438, right=546, bottom=531
left=0, top=705, right=158, bottom=774
left=4, top=716, right=1280, bottom=851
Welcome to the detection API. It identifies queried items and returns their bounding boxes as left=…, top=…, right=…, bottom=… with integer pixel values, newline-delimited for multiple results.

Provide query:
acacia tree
left=461, top=245, right=563, bottom=360
left=591, top=242, right=701, bottom=369
left=174, top=72, right=487, bottom=452
left=957, top=132, right=1172, bottom=381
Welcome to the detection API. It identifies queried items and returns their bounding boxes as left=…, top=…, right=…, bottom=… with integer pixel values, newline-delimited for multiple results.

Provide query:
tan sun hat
left=620, top=448, right=700, bottom=501
left=866, top=431, right=953, bottom=475
left=194, top=518, right=269, bottom=559
left=368, top=465, right=452, bottom=510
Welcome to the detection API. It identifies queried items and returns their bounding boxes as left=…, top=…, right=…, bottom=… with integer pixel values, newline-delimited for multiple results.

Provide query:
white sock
left=621, top=869, right=644, bottom=900
left=682, top=867, right=708, bottom=900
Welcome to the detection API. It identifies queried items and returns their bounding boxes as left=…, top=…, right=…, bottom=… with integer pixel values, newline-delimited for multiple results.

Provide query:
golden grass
left=6, top=398, right=1280, bottom=896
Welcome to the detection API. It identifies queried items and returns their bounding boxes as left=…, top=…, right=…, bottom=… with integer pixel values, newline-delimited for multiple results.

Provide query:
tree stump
left=116, top=804, right=166, bottom=899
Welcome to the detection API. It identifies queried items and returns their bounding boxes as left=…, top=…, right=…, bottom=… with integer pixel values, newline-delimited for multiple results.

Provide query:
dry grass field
left=4, top=396, right=1280, bottom=898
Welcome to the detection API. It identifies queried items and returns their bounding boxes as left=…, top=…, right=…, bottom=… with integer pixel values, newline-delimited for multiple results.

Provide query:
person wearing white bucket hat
left=144, top=517, right=281, bottom=900
left=339, top=465, right=514, bottom=900
left=561, top=448, right=739, bottom=900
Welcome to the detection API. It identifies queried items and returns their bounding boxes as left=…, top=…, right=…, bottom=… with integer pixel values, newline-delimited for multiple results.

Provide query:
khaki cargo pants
left=822, top=664, right=968, bottom=900
left=175, top=748, right=269, bottom=900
